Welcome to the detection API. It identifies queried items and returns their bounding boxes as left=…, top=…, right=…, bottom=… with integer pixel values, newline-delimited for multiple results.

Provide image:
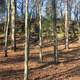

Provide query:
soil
left=0, top=35, right=80, bottom=80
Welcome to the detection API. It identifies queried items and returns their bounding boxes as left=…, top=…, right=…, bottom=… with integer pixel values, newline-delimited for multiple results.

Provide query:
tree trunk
left=11, top=0, right=16, bottom=51
left=65, top=0, right=69, bottom=49
left=4, top=0, right=10, bottom=57
left=24, top=0, right=29, bottom=80
left=52, top=0, right=58, bottom=64
left=21, top=0, right=24, bottom=16
left=78, top=21, right=80, bottom=43
left=39, top=0, right=42, bottom=61
left=14, top=0, right=17, bottom=16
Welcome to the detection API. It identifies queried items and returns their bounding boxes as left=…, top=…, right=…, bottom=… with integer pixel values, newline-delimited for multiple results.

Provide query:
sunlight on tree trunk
left=65, top=0, right=69, bottom=49
left=4, top=0, right=10, bottom=57
left=39, top=0, right=42, bottom=61
left=24, top=0, right=29, bottom=80
left=11, top=0, right=16, bottom=51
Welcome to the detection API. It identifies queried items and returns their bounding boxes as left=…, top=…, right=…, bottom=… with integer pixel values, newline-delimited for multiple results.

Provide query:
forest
left=0, top=0, right=80, bottom=80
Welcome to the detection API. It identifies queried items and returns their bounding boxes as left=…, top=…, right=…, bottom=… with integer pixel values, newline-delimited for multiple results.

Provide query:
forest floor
left=0, top=35, right=80, bottom=80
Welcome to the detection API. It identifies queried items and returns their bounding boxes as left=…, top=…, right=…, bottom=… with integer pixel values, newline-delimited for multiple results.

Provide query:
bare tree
left=4, top=0, right=10, bottom=57
left=52, top=0, right=58, bottom=64
left=24, top=0, right=29, bottom=80
left=64, top=0, right=69, bottom=49
left=38, top=0, right=42, bottom=61
left=11, top=0, right=16, bottom=51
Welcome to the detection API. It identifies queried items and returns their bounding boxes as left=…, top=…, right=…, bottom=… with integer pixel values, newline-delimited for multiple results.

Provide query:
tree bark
left=65, top=0, right=69, bottom=49
left=4, top=0, right=10, bottom=57
left=38, top=0, right=42, bottom=61
left=11, top=0, right=16, bottom=51
left=24, top=0, right=29, bottom=80
left=52, top=0, right=58, bottom=64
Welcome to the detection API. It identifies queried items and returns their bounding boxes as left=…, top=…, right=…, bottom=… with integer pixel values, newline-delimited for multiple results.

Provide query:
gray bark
left=64, top=0, right=69, bottom=49
left=24, top=0, right=29, bottom=80
left=52, top=0, right=58, bottom=64
left=39, top=0, right=42, bottom=61
left=11, top=0, right=16, bottom=51
left=4, top=0, right=10, bottom=57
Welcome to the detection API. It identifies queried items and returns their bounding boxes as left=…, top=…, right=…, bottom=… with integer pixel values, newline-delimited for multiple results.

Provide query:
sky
left=0, top=0, right=80, bottom=21
left=16, top=0, right=47, bottom=17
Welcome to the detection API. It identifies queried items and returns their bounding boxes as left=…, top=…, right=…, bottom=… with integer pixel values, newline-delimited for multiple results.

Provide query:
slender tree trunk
left=52, top=0, right=58, bottom=64
left=78, top=17, right=80, bottom=43
left=39, top=0, right=42, bottom=61
left=4, top=0, right=10, bottom=57
left=14, top=0, right=17, bottom=16
left=65, top=0, right=69, bottom=49
left=21, top=0, right=24, bottom=16
left=24, top=0, right=29, bottom=80
left=11, top=0, right=16, bottom=51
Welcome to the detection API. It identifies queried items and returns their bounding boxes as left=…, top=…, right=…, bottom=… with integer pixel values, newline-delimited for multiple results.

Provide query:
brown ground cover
left=0, top=35, right=80, bottom=80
